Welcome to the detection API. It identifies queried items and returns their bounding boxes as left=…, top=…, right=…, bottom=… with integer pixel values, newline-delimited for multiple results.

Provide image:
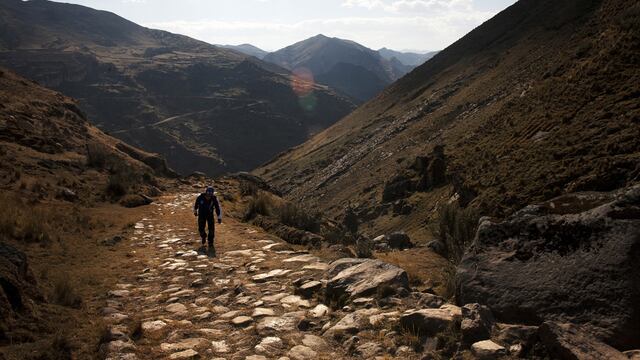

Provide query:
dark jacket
left=194, top=193, right=222, bottom=219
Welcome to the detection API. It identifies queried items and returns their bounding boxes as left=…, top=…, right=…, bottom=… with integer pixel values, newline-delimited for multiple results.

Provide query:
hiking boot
left=207, top=246, right=216, bottom=257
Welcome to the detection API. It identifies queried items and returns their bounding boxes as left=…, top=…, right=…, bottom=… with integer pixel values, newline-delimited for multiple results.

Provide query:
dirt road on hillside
left=99, top=192, right=346, bottom=360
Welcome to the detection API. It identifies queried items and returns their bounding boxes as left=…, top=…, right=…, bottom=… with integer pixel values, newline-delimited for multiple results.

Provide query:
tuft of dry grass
left=243, top=192, right=274, bottom=220
left=52, top=276, right=82, bottom=309
left=278, top=202, right=321, bottom=233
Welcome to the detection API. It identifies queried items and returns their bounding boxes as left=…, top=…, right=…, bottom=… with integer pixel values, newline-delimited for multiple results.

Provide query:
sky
left=54, top=0, right=517, bottom=52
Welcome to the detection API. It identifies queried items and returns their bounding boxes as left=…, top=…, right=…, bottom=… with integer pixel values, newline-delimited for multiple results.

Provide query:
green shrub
left=437, top=202, right=480, bottom=264
left=278, top=202, right=321, bottom=232
left=243, top=192, right=273, bottom=220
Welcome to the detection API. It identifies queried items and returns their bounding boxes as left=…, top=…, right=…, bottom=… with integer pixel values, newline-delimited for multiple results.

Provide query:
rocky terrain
left=0, top=0, right=356, bottom=176
left=263, top=35, right=411, bottom=103
left=256, top=0, right=640, bottom=241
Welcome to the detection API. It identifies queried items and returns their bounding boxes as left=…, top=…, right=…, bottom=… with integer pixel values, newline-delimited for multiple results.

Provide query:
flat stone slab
left=283, top=254, right=319, bottom=263
left=252, top=308, right=276, bottom=317
left=232, top=316, right=254, bottom=327
left=166, top=303, right=188, bottom=314
left=169, top=349, right=199, bottom=359
left=281, top=295, right=311, bottom=308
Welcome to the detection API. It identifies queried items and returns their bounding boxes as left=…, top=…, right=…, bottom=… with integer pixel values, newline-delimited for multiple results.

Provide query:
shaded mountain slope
left=256, top=0, right=640, bottom=240
left=0, top=67, right=171, bottom=203
left=0, top=0, right=356, bottom=176
left=263, top=34, right=409, bottom=103
left=378, top=48, right=439, bottom=67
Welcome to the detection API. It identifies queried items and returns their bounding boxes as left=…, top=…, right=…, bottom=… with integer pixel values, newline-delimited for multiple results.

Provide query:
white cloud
left=342, top=0, right=474, bottom=13
left=143, top=9, right=494, bottom=51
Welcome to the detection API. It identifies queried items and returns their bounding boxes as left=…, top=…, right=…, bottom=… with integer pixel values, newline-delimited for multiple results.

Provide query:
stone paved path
left=100, top=193, right=344, bottom=360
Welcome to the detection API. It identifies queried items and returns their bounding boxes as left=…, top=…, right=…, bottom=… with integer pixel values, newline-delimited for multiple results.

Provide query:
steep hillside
left=263, top=34, right=409, bottom=102
left=0, top=0, right=355, bottom=176
left=0, top=67, right=173, bottom=357
left=219, top=43, right=268, bottom=59
left=378, top=48, right=439, bottom=67
left=256, top=0, right=640, bottom=241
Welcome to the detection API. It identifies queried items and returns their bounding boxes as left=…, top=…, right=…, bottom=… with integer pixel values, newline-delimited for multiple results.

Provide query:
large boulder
left=457, top=186, right=640, bottom=349
left=325, top=259, right=409, bottom=303
left=399, top=305, right=462, bottom=336
left=539, top=321, right=627, bottom=360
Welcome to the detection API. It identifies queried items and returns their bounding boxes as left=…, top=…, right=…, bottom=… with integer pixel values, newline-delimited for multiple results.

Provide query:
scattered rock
left=120, top=194, right=153, bottom=208
left=100, top=235, right=124, bottom=247
left=461, top=303, right=494, bottom=344
left=169, top=349, right=199, bottom=359
left=160, top=338, right=208, bottom=353
left=295, top=281, right=322, bottom=298
left=254, top=336, right=283, bottom=356
left=308, top=304, right=329, bottom=318
left=287, top=345, right=317, bottom=360
left=232, top=316, right=254, bottom=327
left=252, top=308, right=276, bottom=317
left=166, top=303, right=187, bottom=314
left=210, top=340, right=230, bottom=353
left=324, top=308, right=380, bottom=339
left=400, top=306, right=460, bottom=336
left=302, top=334, right=328, bottom=351
left=280, top=295, right=311, bottom=308
left=426, top=240, right=446, bottom=256
left=355, top=342, right=383, bottom=358
left=471, top=340, right=507, bottom=359
left=325, top=259, right=409, bottom=303
left=492, top=323, right=539, bottom=350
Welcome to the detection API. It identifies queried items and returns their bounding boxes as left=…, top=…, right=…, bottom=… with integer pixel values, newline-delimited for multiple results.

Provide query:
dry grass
left=52, top=276, right=82, bottom=309
left=278, top=202, right=322, bottom=233
left=243, top=192, right=274, bottom=220
left=0, top=193, right=53, bottom=244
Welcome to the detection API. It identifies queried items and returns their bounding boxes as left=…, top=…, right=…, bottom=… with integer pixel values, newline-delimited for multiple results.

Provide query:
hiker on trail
left=194, top=186, right=222, bottom=252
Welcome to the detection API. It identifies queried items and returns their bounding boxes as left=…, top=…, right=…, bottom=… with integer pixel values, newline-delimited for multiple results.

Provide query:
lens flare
left=291, top=67, right=317, bottom=112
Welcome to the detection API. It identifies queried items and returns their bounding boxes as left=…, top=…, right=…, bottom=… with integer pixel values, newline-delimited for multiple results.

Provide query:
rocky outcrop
left=0, top=242, right=42, bottom=340
left=325, top=259, right=409, bottom=304
left=539, top=321, right=627, bottom=360
left=373, top=232, right=414, bottom=250
left=457, top=186, right=640, bottom=349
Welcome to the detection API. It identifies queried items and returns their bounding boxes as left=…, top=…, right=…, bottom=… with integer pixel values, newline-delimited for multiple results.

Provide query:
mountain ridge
left=255, top=0, right=640, bottom=240
left=0, top=0, right=356, bottom=176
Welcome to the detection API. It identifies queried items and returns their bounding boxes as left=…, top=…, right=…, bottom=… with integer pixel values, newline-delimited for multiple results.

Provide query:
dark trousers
left=198, top=215, right=215, bottom=245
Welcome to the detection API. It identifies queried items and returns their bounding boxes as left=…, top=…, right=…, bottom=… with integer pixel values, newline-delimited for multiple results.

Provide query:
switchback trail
left=99, top=192, right=346, bottom=360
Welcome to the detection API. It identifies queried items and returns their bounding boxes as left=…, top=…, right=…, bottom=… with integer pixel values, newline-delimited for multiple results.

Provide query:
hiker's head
left=205, top=186, right=214, bottom=197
